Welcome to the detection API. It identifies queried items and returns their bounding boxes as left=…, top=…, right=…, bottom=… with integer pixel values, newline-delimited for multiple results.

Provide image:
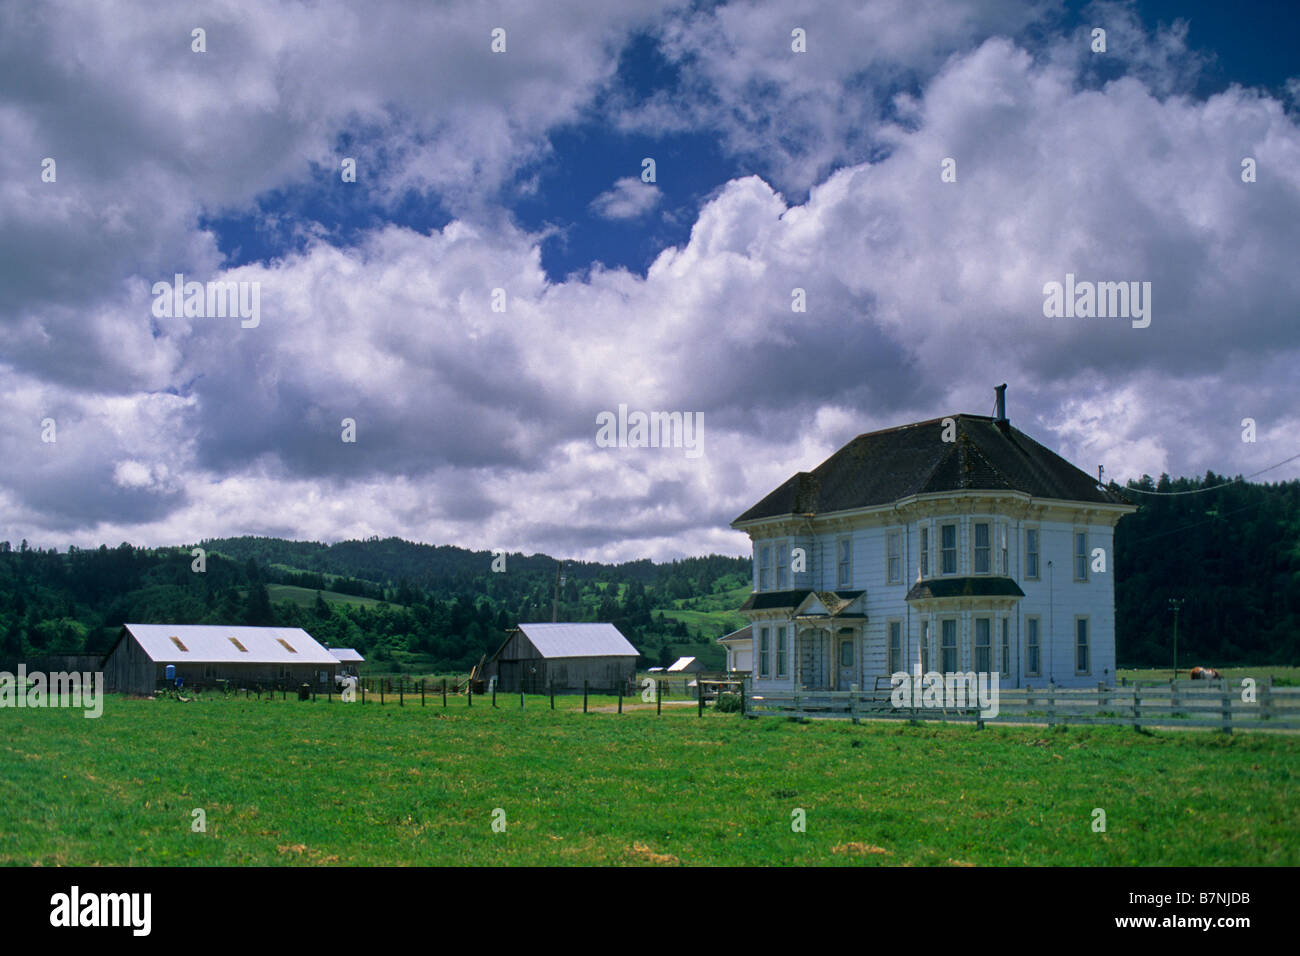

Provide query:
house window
left=941, top=619, right=958, bottom=672
left=759, top=626, right=771, bottom=678
left=886, top=531, right=902, bottom=584
left=999, top=524, right=1009, bottom=575
left=919, top=526, right=930, bottom=577
left=1076, top=618, right=1090, bottom=674
left=775, top=544, right=789, bottom=590
left=758, top=544, right=772, bottom=591
left=940, top=523, right=957, bottom=575
left=1025, top=528, right=1040, bottom=579
left=974, top=618, right=992, bottom=673
left=1026, top=617, right=1041, bottom=677
left=973, top=522, right=991, bottom=574
left=837, top=537, right=852, bottom=588
left=1074, top=531, right=1088, bottom=581
left=1000, top=619, right=1011, bottom=678
left=776, top=626, right=788, bottom=679
left=888, top=621, right=902, bottom=674
left=920, top=620, right=931, bottom=673
left=840, top=640, right=854, bottom=668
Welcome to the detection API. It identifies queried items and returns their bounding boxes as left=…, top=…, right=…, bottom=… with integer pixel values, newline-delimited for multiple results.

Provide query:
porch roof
left=905, top=576, right=1025, bottom=601
left=740, top=589, right=864, bottom=613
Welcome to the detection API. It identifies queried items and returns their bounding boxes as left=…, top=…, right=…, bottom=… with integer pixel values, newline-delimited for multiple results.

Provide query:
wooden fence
left=748, top=678, right=1300, bottom=732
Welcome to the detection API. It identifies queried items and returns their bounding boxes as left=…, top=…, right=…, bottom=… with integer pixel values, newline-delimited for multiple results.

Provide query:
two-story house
left=729, top=386, right=1136, bottom=691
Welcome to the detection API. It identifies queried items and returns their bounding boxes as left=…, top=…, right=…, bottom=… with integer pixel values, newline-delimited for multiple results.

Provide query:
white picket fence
left=747, top=678, right=1300, bottom=732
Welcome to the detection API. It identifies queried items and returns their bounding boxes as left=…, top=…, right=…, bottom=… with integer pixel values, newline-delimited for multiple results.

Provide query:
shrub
left=715, top=692, right=743, bottom=713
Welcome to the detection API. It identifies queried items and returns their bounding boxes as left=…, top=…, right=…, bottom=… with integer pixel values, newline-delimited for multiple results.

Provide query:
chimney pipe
left=994, top=383, right=1008, bottom=423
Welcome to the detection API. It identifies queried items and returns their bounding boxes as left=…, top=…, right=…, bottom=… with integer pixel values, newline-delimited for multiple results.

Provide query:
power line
left=1118, top=451, right=1300, bottom=496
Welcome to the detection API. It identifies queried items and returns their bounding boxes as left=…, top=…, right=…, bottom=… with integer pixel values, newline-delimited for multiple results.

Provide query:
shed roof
left=514, top=623, right=638, bottom=659
left=667, top=656, right=697, bottom=672
left=122, top=623, right=338, bottom=665
left=328, top=648, right=365, bottom=662
left=718, top=625, right=753, bottom=645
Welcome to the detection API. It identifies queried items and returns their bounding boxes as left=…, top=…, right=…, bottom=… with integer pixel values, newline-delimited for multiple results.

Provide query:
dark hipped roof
left=734, top=414, right=1131, bottom=524
left=905, top=577, right=1026, bottom=601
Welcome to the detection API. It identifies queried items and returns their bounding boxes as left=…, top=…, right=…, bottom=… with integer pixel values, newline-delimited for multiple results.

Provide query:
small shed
left=484, top=623, right=639, bottom=693
left=667, top=656, right=702, bottom=673
left=328, top=647, right=364, bottom=677
left=718, top=625, right=753, bottom=673
left=102, top=623, right=339, bottom=695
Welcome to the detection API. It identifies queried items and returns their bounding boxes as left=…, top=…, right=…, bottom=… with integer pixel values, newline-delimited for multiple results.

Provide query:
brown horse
left=1189, top=666, right=1223, bottom=680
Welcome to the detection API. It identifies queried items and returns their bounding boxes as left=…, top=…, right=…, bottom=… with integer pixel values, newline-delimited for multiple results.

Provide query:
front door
left=837, top=637, right=856, bottom=690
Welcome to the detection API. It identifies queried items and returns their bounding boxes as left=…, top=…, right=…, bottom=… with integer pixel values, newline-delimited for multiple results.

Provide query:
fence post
left=521, top=687, right=525, bottom=710
left=1221, top=686, right=1232, bottom=734
left=421, top=679, right=424, bottom=707
left=442, top=679, right=447, bottom=708
left=492, top=683, right=496, bottom=708
left=550, top=681, right=555, bottom=710
left=617, top=684, right=623, bottom=714
left=1171, top=677, right=1179, bottom=714
left=698, top=684, right=704, bottom=717
left=1132, top=684, right=1140, bottom=730
left=1097, top=681, right=1106, bottom=713
left=740, top=679, right=747, bottom=718
left=399, top=678, right=404, bottom=707
left=583, top=679, right=588, bottom=714
left=657, top=680, right=662, bottom=716
left=467, top=684, right=472, bottom=707
left=327, top=681, right=331, bottom=703
left=1262, top=676, right=1272, bottom=722
left=282, top=684, right=286, bottom=701
left=1047, top=685, right=1054, bottom=728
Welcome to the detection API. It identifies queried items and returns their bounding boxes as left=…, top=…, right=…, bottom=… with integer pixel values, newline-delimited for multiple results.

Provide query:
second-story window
left=775, top=543, right=789, bottom=589
left=1074, top=531, right=1088, bottom=581
left=837, top=537, right=852, bottom=588
left=919, top=526, right=930, bottom=577
left=973, top=521, right=991, bottom=574
left=1026, top=528, right=1040, bottom=579
left=886, top=531, right=902, bottom=584
left=941, top=523, right=957, bottom=574
left=758, top=544, right=772, bottom=590
left=999, top=524, right=1009, bottom=575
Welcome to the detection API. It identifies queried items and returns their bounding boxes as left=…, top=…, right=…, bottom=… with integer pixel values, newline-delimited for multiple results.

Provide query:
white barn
left=717, top=626, right=753, bottom=673
left=102, top=623, right=340, bottom=695
left=730, top=387, right=1136, bottom=691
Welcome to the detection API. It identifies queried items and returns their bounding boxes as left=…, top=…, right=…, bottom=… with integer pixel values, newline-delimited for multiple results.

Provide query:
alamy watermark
left=890, top=669, right=1000, bottom=719
left=151, top=273, right=260, bottom=328
left=0, top=665, right=104, bottom=718
left=595, top=404, right=703, bottom=458
left=1042, top=273, right=1150, bottom=328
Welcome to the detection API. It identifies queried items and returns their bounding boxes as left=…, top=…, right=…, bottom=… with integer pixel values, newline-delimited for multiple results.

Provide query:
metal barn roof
left=514, top=623, right=638, bottom=659
left=123, top=624, right=338, bottom=665
left=667, top=656, right=697, bottom=672
left=328, top=648, right=365, bottom=662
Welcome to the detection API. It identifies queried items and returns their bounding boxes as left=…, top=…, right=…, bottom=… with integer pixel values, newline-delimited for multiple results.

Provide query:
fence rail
left=748, top=679, right=1300, bottom=732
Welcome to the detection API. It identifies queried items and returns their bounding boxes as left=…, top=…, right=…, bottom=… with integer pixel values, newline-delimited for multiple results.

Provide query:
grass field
left=2, top=695, right=1296, bottom=866
left=1117, top=666, right=1300, bottom=686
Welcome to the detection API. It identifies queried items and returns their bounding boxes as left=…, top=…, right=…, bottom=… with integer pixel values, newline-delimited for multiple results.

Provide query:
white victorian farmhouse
left=730, top=387, right=1136, bottom=691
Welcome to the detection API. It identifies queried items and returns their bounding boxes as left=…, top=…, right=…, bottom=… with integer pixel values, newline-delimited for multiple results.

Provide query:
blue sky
left=2, top=0, right=1298, bottom=561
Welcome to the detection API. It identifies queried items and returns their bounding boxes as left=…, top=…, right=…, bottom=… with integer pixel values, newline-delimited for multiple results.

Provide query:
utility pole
left=1047, top=560, right=1054, bottom=685
left=1169, top=597, right=1184, bottom=677
left=551, top=561, right=565, bottom=623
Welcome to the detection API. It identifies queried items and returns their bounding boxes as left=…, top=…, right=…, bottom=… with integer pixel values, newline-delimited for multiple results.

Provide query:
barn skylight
left=276, top=638, right=297, bottom=654
left=169, top=635, right=188, bottom=652
left=228, top=637, right=248, bottom=652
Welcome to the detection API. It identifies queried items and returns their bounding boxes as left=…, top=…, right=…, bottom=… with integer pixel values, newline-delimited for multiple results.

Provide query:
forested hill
left=0, top=472, right=1297, bottom=671
left=1114, top=472, right=1300, bottom=664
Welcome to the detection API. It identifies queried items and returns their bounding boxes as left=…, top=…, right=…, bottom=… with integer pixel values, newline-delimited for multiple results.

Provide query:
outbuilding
left=102, top=623, right=339, bottom=695
left=484, top=623, right=639, bottom=693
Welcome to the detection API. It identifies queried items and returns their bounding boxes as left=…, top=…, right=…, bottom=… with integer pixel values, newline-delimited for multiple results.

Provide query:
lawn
left=1, top=694, right=1295, bottom=866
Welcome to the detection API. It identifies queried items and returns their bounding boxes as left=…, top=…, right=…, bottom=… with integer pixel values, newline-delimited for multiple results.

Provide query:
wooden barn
left=483, top=623, right=639, bottom=693
left=102, top=623, right=339, bottom=695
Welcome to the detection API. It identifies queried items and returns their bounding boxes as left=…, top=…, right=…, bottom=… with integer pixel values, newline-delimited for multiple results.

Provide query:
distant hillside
left=1, top=471, right=1296, bottom=672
